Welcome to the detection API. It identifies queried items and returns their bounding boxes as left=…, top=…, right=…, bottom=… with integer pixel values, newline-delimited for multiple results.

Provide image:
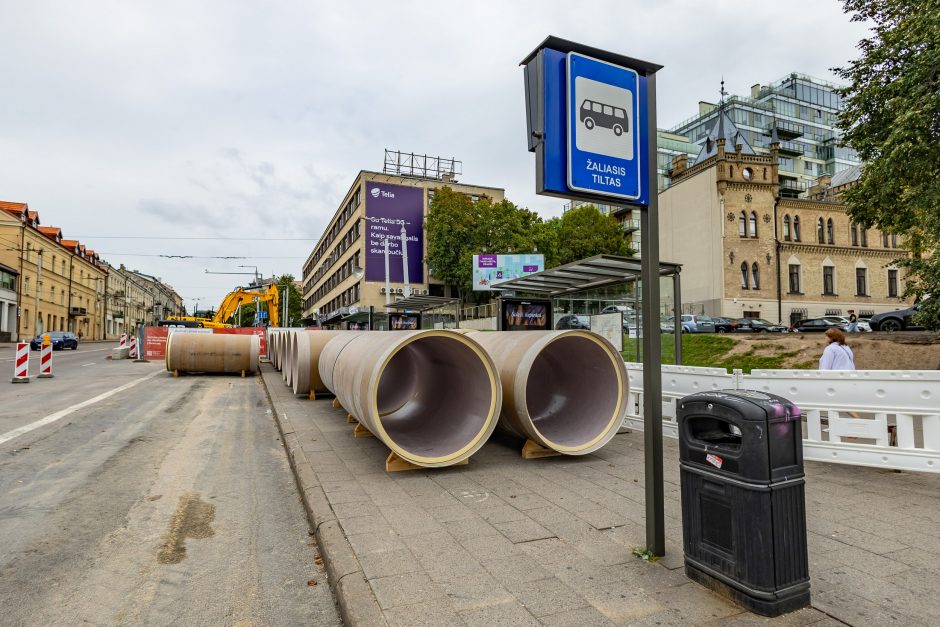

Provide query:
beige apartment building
left=302, top=170, right=504, bottom=325
left=0, top=201, right=109, bottom=341
left=105, top=265, right=185, bottom=339
left=659, top=111, right=910, bottom=326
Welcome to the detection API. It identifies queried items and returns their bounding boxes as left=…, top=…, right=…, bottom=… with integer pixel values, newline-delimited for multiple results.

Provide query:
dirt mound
left=731, top=332, right=940, bottom=370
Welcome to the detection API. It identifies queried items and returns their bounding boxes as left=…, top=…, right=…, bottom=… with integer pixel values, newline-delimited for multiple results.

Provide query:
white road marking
left=81, top=363, right=96, bottom=367
left=0, top=347, right=111, bottom=363
left=0, top=369, right=163, bottom=446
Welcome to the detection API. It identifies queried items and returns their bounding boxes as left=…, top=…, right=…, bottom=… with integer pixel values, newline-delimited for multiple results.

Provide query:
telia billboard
left=472, top=253, right=544, bottom=291
left=365, top=182, right=424, bottom=283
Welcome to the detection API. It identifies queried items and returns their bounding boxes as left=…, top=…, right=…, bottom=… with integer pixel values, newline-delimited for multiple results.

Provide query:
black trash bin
left=678, top=389, right=810, bottom=616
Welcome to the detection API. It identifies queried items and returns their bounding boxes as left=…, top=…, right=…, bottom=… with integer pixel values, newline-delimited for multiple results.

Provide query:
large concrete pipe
left=267, top=329, right=281, bottom=369
left=318, top=330, right=502, bottom=467
left=291, top=330, right=354, bottom=396
left=282, top=330, right=296, bottom=386
left=165, top=332, right=260, bottom=375
left=468, top=330, right=627, bottom=455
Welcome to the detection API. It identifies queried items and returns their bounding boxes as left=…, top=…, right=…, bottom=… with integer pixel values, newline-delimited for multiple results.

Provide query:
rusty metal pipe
left=165, top=332, right=260, bottom=375
left=468, top=330, right=627, bottom=455
left=292, top=330, right=353, bottom=396
left=318, top=330, right=502, bottom=467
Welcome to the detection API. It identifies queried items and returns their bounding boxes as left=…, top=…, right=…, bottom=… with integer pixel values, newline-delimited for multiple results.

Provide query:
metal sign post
left=521, top=36, right=665, bottom=556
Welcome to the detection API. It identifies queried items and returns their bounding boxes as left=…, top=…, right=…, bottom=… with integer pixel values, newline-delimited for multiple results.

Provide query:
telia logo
left=370, top=188, right=380, bottom=198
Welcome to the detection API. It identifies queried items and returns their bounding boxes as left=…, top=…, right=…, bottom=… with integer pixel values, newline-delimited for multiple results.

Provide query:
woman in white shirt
left=819, top=327, right=856, bottom=370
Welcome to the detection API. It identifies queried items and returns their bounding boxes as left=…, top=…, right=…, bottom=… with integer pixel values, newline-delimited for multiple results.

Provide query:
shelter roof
left=493, top=254, right=681, bottom=296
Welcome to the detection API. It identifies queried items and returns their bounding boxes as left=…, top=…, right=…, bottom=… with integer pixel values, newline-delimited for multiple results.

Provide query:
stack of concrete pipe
left=165, top=332, right=260, bottom=375
left=266, top=327, right=628, bottom=465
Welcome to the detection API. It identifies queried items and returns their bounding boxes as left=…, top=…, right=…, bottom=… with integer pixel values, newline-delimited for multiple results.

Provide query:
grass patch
left=621, top=334, right=804, bottom=373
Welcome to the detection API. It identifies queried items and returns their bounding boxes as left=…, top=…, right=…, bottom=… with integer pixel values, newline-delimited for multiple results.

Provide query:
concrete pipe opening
left=470, top=330, right=627, bottom=455
left=375, top=335, right=497, bottom=461
left=323, top=331, right=501, bottom=467
left=525, top=335, right=622, bottom=451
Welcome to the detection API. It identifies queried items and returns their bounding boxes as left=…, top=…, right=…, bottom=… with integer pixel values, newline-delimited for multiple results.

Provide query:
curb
left=259, top=367, right=387, bottom=627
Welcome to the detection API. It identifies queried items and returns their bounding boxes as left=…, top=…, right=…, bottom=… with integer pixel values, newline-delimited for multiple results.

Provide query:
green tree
left=834, top=0, right=940, bottom=329
left=554, top=204, right=633, bottom=266
left=425, top=188, right=541, bottom=300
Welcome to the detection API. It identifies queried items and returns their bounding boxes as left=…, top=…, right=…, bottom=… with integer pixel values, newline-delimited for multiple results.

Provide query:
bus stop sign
left=522, top=37, right=657, bottom=208
left=566, top=53, right=643, bottom=201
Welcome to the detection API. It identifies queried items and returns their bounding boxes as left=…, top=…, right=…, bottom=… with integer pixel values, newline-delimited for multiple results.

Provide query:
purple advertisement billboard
left=365, top=182, right=424, bottom=283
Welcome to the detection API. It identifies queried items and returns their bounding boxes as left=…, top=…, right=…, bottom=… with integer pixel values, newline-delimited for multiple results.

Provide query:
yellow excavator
left=167, top=283, right=280, bottom=328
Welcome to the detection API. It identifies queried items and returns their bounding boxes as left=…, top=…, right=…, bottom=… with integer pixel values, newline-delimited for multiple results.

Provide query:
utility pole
left=35, top=249, right=43, bottom=336
left=401, top=222, right=410, bottom=297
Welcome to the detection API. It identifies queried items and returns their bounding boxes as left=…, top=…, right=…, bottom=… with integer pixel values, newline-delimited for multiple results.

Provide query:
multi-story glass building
left=666, top=73, right=860, bottom=197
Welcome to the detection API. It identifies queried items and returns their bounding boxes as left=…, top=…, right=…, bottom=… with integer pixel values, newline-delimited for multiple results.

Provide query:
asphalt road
left=0, top=346, right=340, bottom=626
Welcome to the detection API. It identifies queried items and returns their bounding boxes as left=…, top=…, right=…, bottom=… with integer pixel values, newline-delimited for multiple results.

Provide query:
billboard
left=365, top=182, right=424, bottom=283
left=472, top=253, right=544, bottom=291
left=498, top=298, right=552, bottom=331
left=389, top=313, right=421, bottom=330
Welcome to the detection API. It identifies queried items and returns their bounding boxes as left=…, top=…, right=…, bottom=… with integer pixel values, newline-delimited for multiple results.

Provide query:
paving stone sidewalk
left=262, top=364, right=940, bottom=626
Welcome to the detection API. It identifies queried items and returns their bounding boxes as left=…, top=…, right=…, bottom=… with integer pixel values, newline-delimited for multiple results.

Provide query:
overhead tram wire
left=97, top=253, right=305, bottom=259
left=70, top=235, right=319, bottom=241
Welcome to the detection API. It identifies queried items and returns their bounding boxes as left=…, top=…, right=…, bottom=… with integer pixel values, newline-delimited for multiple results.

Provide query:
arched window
left=783, top=215, right=791, bottom=241
left=827, top=218, right=834, bottom=244
left=817, top=218, right=825, bottom=243
left=851, top=223, right=858, bottom=246
left=793, top=216, right=801, bottom=241
left=752, top=262, right=760, bottom=290
left=740, top=262, right=750, bottom=289
left=749, top=212, right=758, bottom=238
left=738, top=212, right=747, bottom=237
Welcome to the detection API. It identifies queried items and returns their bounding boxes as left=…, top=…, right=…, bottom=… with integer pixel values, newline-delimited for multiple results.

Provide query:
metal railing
left=460, top=302, right=497, bottom=321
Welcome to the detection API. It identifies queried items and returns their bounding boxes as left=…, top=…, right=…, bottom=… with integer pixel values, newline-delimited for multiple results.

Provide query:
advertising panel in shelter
left=364, top=182, right=424, bottom=283
left=498, top=298, right=553, bottom=331
left=472, top=253, right=544, bottom=291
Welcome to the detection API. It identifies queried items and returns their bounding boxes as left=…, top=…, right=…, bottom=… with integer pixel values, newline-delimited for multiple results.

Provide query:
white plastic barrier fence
left=624, top=363, right=940, bottom=473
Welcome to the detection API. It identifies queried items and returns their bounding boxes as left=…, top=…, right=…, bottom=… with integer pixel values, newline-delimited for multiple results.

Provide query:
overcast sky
left=0, top=1, right=870, bottom=311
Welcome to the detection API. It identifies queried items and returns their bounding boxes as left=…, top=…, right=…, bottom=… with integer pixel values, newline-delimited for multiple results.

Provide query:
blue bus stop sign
left=566, top=53, right=642, bottom=201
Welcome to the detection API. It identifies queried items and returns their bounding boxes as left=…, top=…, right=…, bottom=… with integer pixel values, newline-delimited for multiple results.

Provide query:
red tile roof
left=38, top=226, right=62, bottom=239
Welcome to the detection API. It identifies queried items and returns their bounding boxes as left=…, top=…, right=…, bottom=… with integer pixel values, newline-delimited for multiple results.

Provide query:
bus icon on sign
left=580, top=100, right=628, bottom=136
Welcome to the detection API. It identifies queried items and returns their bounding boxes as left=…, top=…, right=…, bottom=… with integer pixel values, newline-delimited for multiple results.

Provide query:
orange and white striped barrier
left=129, top=336, right=138, bottom=359
left=38, top=342, right=54, bottom=378
left=11, top=342, right=30, bottom=383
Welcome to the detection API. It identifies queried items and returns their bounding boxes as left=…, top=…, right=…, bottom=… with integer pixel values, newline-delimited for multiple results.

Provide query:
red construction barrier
left=38, top=343, right=54, bottom=378
left=141, top=326, right=268, bottom=361
left=11, top=342, right=30, bottom=383
left=129, top=336, right=138, bottom=359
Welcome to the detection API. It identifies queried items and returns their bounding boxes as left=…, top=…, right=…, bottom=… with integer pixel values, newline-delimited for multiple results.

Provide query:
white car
left=824, top=316, right=870, bottom=332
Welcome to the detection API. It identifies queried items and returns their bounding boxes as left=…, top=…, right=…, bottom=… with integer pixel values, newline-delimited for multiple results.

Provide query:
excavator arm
left=211, top=284, right=282, bottom=327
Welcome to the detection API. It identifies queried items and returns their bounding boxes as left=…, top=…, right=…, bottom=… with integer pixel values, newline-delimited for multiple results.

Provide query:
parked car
left=601, top=305, right=635, bottom=316
left=794, top=317, right=845, bottom=333
left=680, top=314, right=715, bottom=333
left=711, top=317, right=741, bottom=334
left=741, top=318, right=788, bottom=333
left=30, top=331, right=79, bottom=351
left=824, top=316, right=871, bottom=332
left=856, top=317, right=872, bottom=332
left=869, top=303, right=925, bottom=332
left=555, top=314, right=590, bottom=330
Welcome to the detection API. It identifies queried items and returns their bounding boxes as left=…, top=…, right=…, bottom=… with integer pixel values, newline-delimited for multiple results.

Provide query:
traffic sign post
left=522, top=36, right=665, bottom=557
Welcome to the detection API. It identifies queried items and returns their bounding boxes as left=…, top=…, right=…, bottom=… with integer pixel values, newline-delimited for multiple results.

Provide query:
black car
left=869, top=303, right=925, bottom=331
left=794, top=318, right=844, bottom=333
left=740, top=318, right=788, bottom=333
left=30, top=331, right=79, bottom=350
left=555, top=314, right=590, bottom=330
left=712, top=317, right=740, bottom=334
